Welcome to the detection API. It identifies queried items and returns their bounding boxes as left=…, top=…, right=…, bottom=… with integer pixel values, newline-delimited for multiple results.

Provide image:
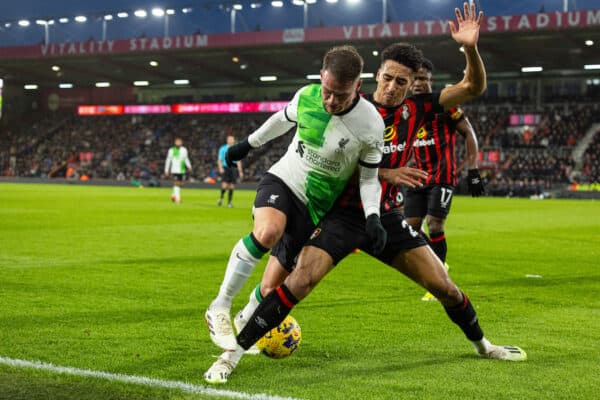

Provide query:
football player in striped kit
left=404, top=58, right=484, bottom=301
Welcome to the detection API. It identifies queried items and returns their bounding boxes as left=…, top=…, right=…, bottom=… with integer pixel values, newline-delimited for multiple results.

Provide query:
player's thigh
left=270, top=217, right=315, bottom=272
left=426, top=185, right=454, bottom=219
left=368, top=210, right=427, bottom=264
left=285, top=245, right=336, bottom=301
left=308, top=208, right=366, bottom=265
left=404, top=187, right=428, bottom=219
left=253, top=174, right=298, bottom=246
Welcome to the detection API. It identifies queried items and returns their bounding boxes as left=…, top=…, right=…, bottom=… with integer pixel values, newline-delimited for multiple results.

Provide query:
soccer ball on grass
left=256, top=315, right=302, bottom=359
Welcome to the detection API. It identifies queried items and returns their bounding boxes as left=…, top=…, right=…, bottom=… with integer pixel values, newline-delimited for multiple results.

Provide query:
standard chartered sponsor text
left=304, top=148, right=341, bottom=172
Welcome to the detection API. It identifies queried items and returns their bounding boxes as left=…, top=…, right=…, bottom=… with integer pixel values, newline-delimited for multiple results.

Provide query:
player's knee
left=285, top=269, right=316, bottom=301
left=260, top=281, right=277, bottom=297
left=427, top=217, right=445, bottom=234
left=253, top=226, right=282, bottom=249
left=432, top=282, right=461, bottom=304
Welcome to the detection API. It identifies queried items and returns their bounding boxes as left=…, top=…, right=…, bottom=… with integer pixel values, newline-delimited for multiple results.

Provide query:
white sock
left=173, top=185, right=180, bottom=199
left=472, top=337, right=493, bottom=355
left=211, top=238, right=263, bottom=310
left=239, top=285, right=262, bottom=326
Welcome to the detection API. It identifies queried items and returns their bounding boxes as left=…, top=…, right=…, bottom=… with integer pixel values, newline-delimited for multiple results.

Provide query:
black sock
left=228, top=189, right=233, bottom=203
left=429, top=231, right=447, bottom=263
left=443, top=292, right=484, bottom=341
left=220, top=189, right=225, bottom=199
left=237, top=284, right=298, bottom=350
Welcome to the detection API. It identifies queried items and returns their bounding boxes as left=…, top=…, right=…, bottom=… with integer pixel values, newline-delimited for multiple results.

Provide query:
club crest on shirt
left=401, top=104, right=410, bottom=120
left=450, top=107, right=464, bottom=120
left=309, top=228, right=322, bottom=240
left=336, top=138, right=350, bottom=153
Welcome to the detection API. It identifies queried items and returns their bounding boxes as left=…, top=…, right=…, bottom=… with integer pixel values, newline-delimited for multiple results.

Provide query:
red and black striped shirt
left=336, top=93, right=443, bottom=212
left=411, top=106, right=464, bottom=187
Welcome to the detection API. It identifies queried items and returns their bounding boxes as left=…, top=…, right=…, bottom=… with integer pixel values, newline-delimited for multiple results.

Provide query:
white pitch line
left=0, top=356, right=301, bottom=400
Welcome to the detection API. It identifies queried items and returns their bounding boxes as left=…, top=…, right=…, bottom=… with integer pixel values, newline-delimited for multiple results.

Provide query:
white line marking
left=0, top=356, right=301, bottom=400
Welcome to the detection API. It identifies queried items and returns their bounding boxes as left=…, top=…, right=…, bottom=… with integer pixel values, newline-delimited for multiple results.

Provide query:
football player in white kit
left=205, top=45, right=387, bottom=357
left=164, top=138, right=192, bottom=203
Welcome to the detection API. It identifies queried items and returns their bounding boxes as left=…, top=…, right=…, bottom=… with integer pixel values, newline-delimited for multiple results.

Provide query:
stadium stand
left=0, top=113, right=292, bottom=184
left=1, top=101, right=599, bottom=198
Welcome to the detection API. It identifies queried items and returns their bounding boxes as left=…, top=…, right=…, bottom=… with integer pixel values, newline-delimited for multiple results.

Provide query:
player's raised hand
left=449, top=2, right=483, bottom=48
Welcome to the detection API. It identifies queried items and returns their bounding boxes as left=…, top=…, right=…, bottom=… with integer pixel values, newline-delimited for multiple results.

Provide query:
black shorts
left=172, top=173, right=185, bottom=182
left=404, top=184, right=455, bottom=219
left=254, top=173, right=315, bottom=272
left=221, top=167, right=238, bottom=184
left=307, top=207, right=427, bottom=265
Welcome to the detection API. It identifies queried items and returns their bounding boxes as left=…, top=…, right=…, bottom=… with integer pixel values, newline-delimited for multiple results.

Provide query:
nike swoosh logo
left=235, top=252, right=250, bottom=263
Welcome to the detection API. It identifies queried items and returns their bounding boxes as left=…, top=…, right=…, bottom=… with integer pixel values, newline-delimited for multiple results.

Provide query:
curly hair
left=380, top=43, right=424, bottom=73
left=420, top=58, right=434, bottom=73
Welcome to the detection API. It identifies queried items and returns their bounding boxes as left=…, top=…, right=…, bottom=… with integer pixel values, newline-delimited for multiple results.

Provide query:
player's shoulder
left=296, top=84, right=318, bottom=98
left=406, top=92, right=438, bottom=105
left=345, top=97, right=385, bottom=141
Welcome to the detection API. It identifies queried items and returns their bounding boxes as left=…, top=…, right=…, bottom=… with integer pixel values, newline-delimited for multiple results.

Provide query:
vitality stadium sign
left=0, top=10, right=598, bottom=58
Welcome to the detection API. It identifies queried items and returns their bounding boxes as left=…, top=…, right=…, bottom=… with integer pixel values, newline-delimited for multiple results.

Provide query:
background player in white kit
left=164, top=138, right=192, bottom=203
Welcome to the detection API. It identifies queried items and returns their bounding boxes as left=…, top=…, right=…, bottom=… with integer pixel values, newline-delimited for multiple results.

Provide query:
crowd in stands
left=458, top=102, right=600, bottom=197
left=579, top=129, right=600, bottom=185
left=1, top=101, right=599, bottom=198
left=0, top=113, right=291, bottom=185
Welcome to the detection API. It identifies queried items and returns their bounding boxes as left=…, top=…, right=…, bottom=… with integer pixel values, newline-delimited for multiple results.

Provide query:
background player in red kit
left=404, top=58, right=484, bottom=300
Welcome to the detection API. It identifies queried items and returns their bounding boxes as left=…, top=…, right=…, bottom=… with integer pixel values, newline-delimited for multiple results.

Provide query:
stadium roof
left=1, top=9, right=599, bottom=91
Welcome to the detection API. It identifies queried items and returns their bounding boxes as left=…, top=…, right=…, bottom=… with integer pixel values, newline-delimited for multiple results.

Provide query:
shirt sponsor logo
left=384, top=125, right=397, bottom=141
left=416, top=126, right=427, bottom=139
left=304, top=147, right=341, bottom=172
left=413, top=138, right=435, bottom=147
left=382, top=141, right=406, bottom=154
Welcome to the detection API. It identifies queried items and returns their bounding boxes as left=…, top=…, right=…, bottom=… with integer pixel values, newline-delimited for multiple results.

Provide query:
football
left=256, top=315, right=302, bottom=359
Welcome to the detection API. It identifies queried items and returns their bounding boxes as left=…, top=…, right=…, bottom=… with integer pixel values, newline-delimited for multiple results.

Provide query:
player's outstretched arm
left=439, top=2, right=486, bottom=109
left=226, top=109, right=296, bottom=167
left=457, top=117, right=479, bottom=171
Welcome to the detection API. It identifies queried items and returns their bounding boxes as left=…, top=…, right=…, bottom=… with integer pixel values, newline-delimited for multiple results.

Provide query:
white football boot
left=205, top=306, right=237, bottom=350
left=204, top=349, right=244, bottom=384
left=234, top=310, right=260, bottom=355
left=477, top=344, right=527, bottom=361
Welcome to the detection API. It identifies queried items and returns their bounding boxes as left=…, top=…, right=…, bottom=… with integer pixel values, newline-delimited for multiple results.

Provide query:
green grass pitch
left=1, top=183, right=599, bottom=400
